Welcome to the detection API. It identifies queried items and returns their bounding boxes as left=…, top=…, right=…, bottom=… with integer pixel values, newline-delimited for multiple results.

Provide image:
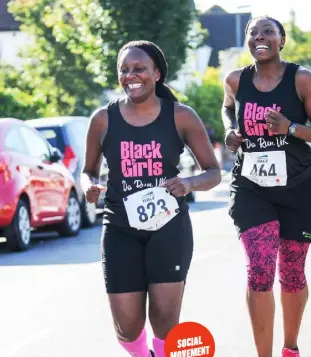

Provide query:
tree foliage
left=3, top=0, right=205, bottom=117
left=281, top=10, right=311, bottom=68
left=182, top=67, right=224, bottom=141
left=100, top=0, right=204, bottom=84
left=0, top=87, right=46, bottom=120
left=7, top=0, right=106, bottom=116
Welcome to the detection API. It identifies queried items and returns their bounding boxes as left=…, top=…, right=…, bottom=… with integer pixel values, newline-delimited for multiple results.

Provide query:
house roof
left=0, top=0, right=20, bottom=31
left=200, top=5, right=251, bottom=67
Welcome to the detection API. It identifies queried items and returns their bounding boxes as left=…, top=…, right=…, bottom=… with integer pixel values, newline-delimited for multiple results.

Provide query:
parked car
left=27, top=116, right=102, bottom=227
left=178, top=146, right=197, bottom=202
left=0, top=118, right=82, bottom=251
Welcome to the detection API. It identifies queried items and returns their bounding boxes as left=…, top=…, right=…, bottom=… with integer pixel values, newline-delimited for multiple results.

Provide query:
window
left=19, top=126, right=51, bottom=161
left=67, top=120, right=89, bottom=160
left=36, top=127, right=65, bottom=153
left=4, top=127, right=28, bottom=154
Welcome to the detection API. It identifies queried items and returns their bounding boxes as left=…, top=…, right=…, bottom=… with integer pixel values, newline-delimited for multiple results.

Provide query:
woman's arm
left=265, top=67, right=311, bottom=140
left=292, top=67, right=311, bottom=141
left=80, top=107, right=108, bottom=194
left=221, top=69, right=242, bottom=131
left=174, top=103, right=221, bottom=192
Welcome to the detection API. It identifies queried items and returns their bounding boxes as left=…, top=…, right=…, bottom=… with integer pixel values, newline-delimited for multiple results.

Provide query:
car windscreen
left=35, top=127, right=65, bottom=153
left=66, top=120, right=89, bottom=160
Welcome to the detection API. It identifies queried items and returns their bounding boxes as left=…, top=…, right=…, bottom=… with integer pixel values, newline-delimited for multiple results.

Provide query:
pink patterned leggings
left=240, top=220, right=310, bottom=293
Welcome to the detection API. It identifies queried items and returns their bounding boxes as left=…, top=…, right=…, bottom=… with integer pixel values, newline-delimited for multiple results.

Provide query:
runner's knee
left=149, top=307, right=178, bottom=338
left=148, top=282, right=185, bottom=338
left=115, top=318, right=146, bottom=342
left=247, top=265, right=276, bottom=292
left=279, top=269, right=307, bottom=293
left=108, top=290, right=147, bottom=342
left=279, top=239, right=309, bottom=293
left=240, top=221, right=280, bottom=292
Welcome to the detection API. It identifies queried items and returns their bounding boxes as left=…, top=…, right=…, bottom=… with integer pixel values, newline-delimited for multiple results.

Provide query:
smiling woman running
left=80, top=40, right=221, bottom=357
left=222, top=16, right=311, bottom=357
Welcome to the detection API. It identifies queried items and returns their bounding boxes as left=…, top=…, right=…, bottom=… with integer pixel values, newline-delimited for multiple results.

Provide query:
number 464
left=250, top=163, right=277, bottom=176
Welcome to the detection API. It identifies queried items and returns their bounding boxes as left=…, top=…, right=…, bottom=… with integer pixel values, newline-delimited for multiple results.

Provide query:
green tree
left=182, top=67, right=224, bottom=141
left=100, top=0, right=205, bottom=84
left=7, top=0, right=106, bottom=116
left=0, top=64, right=47, bottom=119
left=281, top=10, right=311, bottom=67
left=0, top=86, right=46, bottom=120
left=5, top=0, right=205, bottom=117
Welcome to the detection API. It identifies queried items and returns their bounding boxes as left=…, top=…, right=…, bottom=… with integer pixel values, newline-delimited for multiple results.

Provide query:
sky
left=194, top=0, right=310, bottom=31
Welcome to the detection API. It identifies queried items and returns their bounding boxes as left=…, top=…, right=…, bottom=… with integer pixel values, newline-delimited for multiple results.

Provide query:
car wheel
left=81, top=196, right=97, bottom=228
left=57, top=191, right=81, bottom=237
left=6, top=199, right=31, bottom=251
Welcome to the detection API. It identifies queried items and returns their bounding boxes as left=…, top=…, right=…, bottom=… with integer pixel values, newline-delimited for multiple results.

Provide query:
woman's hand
left=264, top=109, right=291, bottom=135
left=163, top=177, right=191, bottom=197
left=85, top=184, right=106, bottom=203
left=224, top=129, right=244, bottom=152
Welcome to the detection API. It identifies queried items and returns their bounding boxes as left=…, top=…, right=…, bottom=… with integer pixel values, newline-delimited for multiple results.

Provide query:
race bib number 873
left=123, top=187, right=179, bottom=231
left=241, top=151, right=287, bottom=187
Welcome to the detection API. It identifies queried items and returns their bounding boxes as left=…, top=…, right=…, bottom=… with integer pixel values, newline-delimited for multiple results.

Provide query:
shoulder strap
left=236, top=65, right=254, bottom=98
left=107, top=99, right=119, bottom=120
left=239, top=65, right=254, bottom=87
left=282, top=62, right=299, bottom=91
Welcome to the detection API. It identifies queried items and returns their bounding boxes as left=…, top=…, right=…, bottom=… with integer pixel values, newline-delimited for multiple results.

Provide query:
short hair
left=245, top=16, right=286, bottom=38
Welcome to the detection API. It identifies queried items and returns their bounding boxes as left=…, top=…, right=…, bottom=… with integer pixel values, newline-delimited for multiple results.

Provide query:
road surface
left=1, top=174, right=310, bottom=357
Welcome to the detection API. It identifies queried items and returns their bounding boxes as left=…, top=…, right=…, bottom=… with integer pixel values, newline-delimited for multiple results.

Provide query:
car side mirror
left=50, top=147, right=63, bottom=162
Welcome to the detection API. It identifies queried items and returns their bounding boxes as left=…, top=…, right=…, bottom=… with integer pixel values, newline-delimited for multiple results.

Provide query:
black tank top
left=231, top=62, right=311, bottom=191
left=101, top=98, right=187, bottom=226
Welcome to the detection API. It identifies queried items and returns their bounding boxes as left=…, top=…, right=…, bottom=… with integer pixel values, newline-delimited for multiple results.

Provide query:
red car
left=0, top=118, right=82, bottom=251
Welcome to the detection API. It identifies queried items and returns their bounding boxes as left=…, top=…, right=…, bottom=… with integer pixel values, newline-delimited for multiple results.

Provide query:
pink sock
left=153, top=337, right=165, bottom=357
left=118, top=328, right=150, bottom=357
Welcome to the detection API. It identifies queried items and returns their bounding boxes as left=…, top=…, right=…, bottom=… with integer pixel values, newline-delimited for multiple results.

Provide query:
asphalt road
left=1, top=174, right=311, bottom=357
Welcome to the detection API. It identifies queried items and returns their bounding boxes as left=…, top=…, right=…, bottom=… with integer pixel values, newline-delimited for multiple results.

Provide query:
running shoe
left=282, top=347, right=300, bottom=357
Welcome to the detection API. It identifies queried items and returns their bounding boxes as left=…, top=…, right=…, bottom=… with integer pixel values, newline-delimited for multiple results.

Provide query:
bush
left=182, top=67, right=224, bottom=141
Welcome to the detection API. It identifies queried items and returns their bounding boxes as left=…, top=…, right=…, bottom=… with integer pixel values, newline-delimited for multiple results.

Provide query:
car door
left=3, top=126, right=44, bottom=224
left=18, top=126, right=66, bottom=220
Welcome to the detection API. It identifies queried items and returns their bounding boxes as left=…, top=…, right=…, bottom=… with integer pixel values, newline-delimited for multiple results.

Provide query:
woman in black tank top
left=222, top=16, right=311, bottom=357
left=80, top=40, right=221, bottom=357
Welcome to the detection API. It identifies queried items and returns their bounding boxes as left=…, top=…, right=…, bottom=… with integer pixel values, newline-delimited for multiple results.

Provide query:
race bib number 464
left=123, top=187, right=179, bottom=231
left=241, top=151, right=287, bottom=187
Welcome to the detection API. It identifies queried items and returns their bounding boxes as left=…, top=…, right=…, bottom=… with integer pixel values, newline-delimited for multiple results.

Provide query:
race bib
left=241, top=151, right=287, bottom=187
left=123, top=187, right=179, bottom=231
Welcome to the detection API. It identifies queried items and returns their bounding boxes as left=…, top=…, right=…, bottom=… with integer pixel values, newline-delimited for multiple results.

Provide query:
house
left=199, top=5, right=252, bottom=68
left=165, top=0, right=212, bottom=93
left=0, top=0, right=32, bottom=68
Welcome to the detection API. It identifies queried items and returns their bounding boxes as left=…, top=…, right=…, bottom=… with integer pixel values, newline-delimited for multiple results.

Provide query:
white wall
left=219, top=46, right=248, bottom=80
left=0, top=31, right=33, bottom=67
left=169, top=45, right=212, bottom=92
